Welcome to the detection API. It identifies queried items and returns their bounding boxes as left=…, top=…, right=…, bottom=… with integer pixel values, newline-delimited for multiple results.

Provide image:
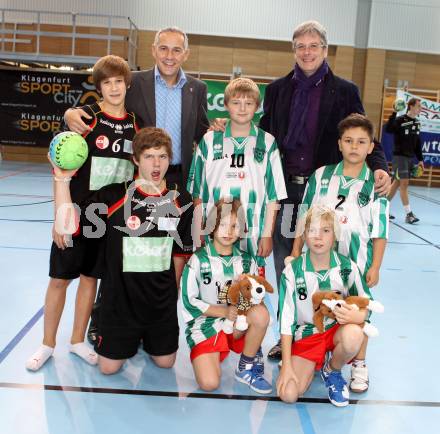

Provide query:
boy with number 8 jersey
left=187, top=78, right=287, bottom=272
left=289, top=113, right=389, bottom=394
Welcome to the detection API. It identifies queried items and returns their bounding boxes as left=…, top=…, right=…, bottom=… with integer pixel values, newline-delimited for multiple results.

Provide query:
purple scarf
left=284, top=60, right=329, bottom=151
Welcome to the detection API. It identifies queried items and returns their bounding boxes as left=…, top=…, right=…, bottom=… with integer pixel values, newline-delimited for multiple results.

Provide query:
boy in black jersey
left=386, top=97, right=424, bottom=224
left=26, top=55, right=139, bottom=371
left=48, top=128, right=193, bottom=374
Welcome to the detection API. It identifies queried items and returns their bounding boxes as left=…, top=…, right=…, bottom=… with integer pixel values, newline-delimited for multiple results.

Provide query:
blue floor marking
left=0, top=245, right=50, bottom=251
left=0, top=307, right=44, bottom=364
left=297, top=403, right=317, bottom=434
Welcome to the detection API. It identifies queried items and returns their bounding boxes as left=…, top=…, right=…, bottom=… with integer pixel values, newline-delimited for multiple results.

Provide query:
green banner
left=202, top=79, right=267, bottom=121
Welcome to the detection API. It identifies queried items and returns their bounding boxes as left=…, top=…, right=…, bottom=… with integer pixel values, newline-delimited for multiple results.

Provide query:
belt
left=167, top=164, right=182, bottom=174
left=287, top=174, right=309, bottom=184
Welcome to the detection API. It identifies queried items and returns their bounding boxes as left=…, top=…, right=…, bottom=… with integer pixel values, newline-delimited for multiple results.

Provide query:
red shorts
left=190, top=331, right=245, bottom=362
left=291, top=324, right=340, bottom=370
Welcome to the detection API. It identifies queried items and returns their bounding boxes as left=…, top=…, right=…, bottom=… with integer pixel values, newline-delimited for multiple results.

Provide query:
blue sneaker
left=235, top=361, right=272, bottom=395
left=321, top=364, right=349, bottom=407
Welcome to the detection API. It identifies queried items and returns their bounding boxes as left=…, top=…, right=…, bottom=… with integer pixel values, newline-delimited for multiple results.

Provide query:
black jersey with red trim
left=83, top=180, right=194, bottom=328
left=69, top=103, right=139, bottom=207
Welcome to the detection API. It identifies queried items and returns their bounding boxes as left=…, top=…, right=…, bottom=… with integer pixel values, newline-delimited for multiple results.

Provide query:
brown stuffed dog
left=312, top=291, right=384, bottom=337
left=218, top=275, right=274, bottom=333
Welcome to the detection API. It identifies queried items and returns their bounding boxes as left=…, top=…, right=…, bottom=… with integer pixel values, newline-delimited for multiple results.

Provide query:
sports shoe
left=389, top=214, right=395, bottom=220
left=405, top=212, right=419, bottom=224
left=87, top=301, right=100, bottom=345
left=350, top=364, right=369, bottom=393
left=267, top=339, right=282, bottom=360
left=235, top=363, right=272, bottom=394
left=320, top=363, right=349, bottom=407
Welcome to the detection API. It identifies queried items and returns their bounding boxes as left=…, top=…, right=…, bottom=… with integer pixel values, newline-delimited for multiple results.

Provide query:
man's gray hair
left=153, top=26, right=189, bottom=50
left=292, top=20, right=328, bottom=49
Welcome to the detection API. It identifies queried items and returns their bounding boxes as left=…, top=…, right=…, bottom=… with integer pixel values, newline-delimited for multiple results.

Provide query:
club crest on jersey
left=357, top=192, right=370, bottom=207
left=126, top=215, right=141, bottom=230
left=339, top=268, right=351, bottom=283
left=96, top=135, right=109, bottom=150
left=253, top=146, right=265, bottom=163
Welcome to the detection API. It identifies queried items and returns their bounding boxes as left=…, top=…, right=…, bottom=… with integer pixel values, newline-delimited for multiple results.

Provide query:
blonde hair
left=297, top=204, right=340, bottom=241
left=224, top=77, right=260, bottom=106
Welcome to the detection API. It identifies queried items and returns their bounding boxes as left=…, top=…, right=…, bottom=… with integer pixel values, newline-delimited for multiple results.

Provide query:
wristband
left=54, top=176, right=72, bottom=183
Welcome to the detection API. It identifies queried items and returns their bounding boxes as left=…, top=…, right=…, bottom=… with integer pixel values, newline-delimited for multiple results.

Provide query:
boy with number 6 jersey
left=26, top=55, right=139, bottom=371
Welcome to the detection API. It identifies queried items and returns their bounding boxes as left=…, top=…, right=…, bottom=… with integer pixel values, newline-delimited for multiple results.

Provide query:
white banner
left=396, top=90, right=440, bottom=134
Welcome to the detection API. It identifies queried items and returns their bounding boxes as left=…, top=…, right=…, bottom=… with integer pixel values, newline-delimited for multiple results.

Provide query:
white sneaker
left=350, top=364, right=369, bottom=393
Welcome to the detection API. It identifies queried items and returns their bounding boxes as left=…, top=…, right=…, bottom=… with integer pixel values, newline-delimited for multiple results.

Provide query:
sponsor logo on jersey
left=295, top=277, right=306, bottom=292
left=213, top=143, right=223, bottom=160
left=96, top=135, right=109, bottom=149
left=357, top=192, right=370, bottom=207
left=126, top=215, right=141, bottom=230
left=321, top=179, right=329, bottom=185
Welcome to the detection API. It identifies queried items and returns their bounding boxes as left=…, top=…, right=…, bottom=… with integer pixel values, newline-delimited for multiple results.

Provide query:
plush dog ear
left=345, top=296, right=370, bottom=309
left=228, top=281, right=241, bottom=305
left=312, top=292, right=326, bottom=311
left=252, top=275, right=274, bottom=293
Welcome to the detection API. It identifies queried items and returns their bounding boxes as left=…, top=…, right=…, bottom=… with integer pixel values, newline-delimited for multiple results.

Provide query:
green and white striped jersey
left=299, top=162, right=389, bottom=275
left=187, top=121, right=287, bottom=258
left=279, top=251, right=372, bottom=341
left=180, top=240, right=257, bottom=349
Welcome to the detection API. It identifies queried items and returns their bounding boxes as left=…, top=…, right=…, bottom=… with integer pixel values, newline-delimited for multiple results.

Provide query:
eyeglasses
left=293, top=43, right=325, bottom=53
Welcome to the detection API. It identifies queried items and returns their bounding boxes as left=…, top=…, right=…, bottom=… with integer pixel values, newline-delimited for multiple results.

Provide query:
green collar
left=334, top=161, right=370, bottom=181
left=207, top=239, right=241, bottom=258
left=224, top=120, right=257, bottom=138
left=304, top=250, right=339, bottom=272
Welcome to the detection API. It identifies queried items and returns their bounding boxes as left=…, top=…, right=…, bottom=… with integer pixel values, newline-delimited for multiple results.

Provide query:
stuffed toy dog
left=218, top=275, right=274, bottom=333
left=312, top=291, right=384, bottom=337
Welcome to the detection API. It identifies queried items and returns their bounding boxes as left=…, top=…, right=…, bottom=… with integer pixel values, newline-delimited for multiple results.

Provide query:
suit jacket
left=125, top=69, right=209, bottom=183
left=259, top=67, right=388, bottom=173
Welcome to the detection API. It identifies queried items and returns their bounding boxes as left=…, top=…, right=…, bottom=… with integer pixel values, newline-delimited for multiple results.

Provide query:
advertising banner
left=0, top=68, right=99, bottom=148
left=0, top=69, right=268, bottom=148
left=381, top=90, right=440, bottom=166
left=204, top=79, right=267, bottom=121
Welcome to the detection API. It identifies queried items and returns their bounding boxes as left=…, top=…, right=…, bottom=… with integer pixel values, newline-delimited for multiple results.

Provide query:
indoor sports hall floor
left=0, top=160, right=439, bottom=434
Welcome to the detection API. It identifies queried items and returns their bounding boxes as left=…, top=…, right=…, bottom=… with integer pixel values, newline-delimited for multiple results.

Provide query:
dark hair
left=338, top=113, right=374, bottom=141
left=206, top=198, right=247, bottom=239
left=92, top=55, right=131, bottom=92
left=132, top=127, right=172, bottom=161
left=407, top=97, right=421, bottom=112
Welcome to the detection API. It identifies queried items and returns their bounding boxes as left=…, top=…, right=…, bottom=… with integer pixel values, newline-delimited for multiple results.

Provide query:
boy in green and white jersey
left=181, top=199, right=272, bottom=394
left=187, top=78, right=287, bottom=270
left=278, top=206, right=371, bottom=407
left=290, top=113, right=389, bottom=393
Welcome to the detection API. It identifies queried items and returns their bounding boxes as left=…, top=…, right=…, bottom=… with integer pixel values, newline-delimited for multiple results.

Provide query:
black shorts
left=95, top=321, right=179, bottom=360
left=49, top=235, right=105, bottom=280
left=392, top=155, right=414, bottom=180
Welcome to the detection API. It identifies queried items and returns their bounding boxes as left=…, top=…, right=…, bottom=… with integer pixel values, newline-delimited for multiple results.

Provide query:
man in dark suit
left=65, top=26, right=209, bottom=186
left=258, top=20, right=390, bottom=360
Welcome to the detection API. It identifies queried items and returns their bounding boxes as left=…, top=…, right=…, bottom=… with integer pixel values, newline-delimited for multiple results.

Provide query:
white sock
left=69, top=342, right=98, bottom=365
left=352, top=358, right=367, bottom=368
left=404, top=204, right=411, bottom=213
left=26, top=345, right=54, bottom=371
